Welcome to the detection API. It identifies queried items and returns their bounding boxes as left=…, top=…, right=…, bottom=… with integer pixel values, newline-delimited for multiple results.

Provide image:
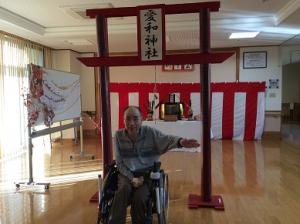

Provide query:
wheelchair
left=97, top=161, right=169, bottom=224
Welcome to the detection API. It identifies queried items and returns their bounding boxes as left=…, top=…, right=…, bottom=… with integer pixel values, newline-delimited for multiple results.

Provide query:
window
left=0, top=34, right=44, bottom=159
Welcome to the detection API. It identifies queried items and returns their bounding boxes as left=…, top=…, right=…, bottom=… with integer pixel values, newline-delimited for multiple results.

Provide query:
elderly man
left=109, top=106, right=200, bottom=224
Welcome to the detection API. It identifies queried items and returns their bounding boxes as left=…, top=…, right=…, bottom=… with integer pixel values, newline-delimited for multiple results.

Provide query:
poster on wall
left=26, top=64, right=81, bottom=127
left=243, top=51, right=267, bottom=69
left=268, top=79, right=279, bottom=89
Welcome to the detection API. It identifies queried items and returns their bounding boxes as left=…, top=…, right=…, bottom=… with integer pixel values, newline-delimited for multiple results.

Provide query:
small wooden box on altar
left=160, top=102, right=183, bottom=121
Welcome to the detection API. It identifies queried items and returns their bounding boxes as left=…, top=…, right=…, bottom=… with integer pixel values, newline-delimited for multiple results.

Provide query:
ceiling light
left=229, top=32, right=259, bottom=39
left=66, top=39, right=93, bottom=46
left=60, top=3, right=113, bottom=20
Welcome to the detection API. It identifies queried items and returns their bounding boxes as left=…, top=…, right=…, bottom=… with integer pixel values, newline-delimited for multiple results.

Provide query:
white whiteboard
left=27, top=64, right=81, bottom=126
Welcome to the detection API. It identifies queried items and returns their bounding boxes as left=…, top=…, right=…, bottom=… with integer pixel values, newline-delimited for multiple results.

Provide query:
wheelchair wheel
left=156, top=172, right=169, bottom=224
left=145, top=196, right=154, bottom=224
left=97, top=197, right=114, bottom=224
left=162, top=173, right=169, bottom=222
left=96, top=161, right=118, bottom=224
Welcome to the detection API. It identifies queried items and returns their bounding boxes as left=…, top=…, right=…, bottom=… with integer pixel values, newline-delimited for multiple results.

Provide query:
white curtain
left=0, top=33, right=43, bottom=159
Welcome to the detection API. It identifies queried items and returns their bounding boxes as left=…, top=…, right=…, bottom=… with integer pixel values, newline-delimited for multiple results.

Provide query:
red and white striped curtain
left=109, top=82, right=265, bottom=140
left=211, top=82, right=265, bottom=140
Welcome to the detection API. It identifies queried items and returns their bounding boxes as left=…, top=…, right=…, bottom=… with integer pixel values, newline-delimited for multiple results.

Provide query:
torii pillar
left=96, top=15, right=113, bottom=176
left=79, top=1, right=233, bottom=209
left=187, top=8, right=224, bottom=210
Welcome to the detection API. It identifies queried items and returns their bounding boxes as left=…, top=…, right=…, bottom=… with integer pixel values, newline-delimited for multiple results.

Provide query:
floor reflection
left=281, top=120, right=300, bottom=149
left=0, top=135, right=102, bottom=192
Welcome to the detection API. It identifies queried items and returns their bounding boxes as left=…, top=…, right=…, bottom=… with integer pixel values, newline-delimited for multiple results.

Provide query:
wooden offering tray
left=164, top=115, right=178, bottom=121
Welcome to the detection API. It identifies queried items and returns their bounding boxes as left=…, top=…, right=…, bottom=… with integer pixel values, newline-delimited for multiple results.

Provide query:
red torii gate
left=79, top=1, right=233, bottom=210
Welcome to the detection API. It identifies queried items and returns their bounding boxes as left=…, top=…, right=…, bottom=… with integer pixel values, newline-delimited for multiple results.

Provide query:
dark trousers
left=108, top=174, right=150, bottom=224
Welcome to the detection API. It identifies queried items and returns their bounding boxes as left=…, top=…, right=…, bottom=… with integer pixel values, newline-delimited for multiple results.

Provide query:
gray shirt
left=114, top=125, right=182, bottom=180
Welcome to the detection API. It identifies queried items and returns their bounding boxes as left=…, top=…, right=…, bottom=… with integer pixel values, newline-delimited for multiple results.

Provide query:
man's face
left=124, top=107, right=142, bottom=137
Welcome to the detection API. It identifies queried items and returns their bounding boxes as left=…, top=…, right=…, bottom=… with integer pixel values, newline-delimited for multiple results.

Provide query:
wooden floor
left=1, top=126, right=300, bottom=224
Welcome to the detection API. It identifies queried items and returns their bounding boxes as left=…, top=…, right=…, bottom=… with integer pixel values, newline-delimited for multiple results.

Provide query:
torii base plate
left=188, top=194, right=225, bottom=210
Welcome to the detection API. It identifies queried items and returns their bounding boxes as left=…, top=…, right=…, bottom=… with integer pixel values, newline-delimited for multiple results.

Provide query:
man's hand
left=180, top=138, right=200, bottom=148
left=131, top=176, right=144, bottom=188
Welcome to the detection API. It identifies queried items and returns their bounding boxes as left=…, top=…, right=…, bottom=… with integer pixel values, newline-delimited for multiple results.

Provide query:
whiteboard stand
left=73, top=121, right=78, bottom=144
left=15, top=120, right=89, bottom=190
left=15, top=124, right=50, bottom=190
left=49, top=122, right=63, bottom=148
left=69, top=117, right=95, bottom=160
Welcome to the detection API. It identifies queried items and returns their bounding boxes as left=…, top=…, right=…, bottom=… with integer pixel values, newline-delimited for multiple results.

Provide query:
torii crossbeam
left=79, top=1, right=234, bottom=210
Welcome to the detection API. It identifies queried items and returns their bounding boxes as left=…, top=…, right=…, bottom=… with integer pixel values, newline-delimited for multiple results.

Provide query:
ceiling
left=0, top=0, right=300, bottom=53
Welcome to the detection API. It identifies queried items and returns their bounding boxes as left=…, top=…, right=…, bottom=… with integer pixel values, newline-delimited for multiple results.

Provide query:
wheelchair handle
left=150, top=171, right=161, bottom=180
left=150, top=162, right=161, bottom=180
left=153, top=161, right=161, bottom=172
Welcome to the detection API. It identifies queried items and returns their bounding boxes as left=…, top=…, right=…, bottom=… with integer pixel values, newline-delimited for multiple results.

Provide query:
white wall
left=110, top=65, right=200, bottom=83
left=264, top=114, right=281, bottom=132
left=239, top=46, right=282, bottom=111
left=211, top=53, right=237, bottom=82
left=70, top=51, right=81, bottom=74
left=80, top=53, right=96, bottom=111
left=52, top=50, right=70, bottom=72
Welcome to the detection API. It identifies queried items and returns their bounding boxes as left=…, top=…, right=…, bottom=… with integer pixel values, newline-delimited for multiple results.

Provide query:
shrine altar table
left=143, top=120, right=202, bottom=152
